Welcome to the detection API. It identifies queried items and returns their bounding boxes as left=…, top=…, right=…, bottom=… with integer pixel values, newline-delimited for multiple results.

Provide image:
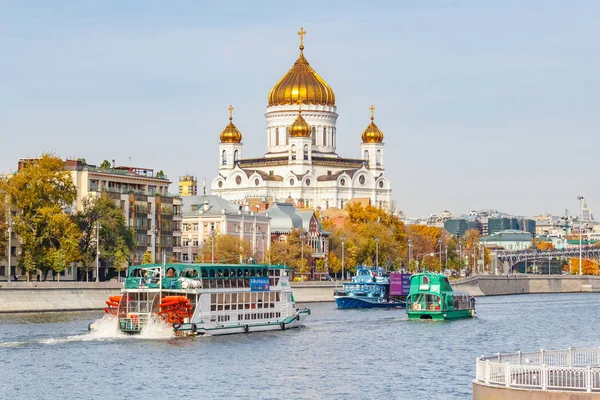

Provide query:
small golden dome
left=220, top=105, right=242, bottom=143
left=289, top=108, right=311, bottom=138
left=361, top=105, right=384, bottom=143
left=268, top=28, right=335, bottom=107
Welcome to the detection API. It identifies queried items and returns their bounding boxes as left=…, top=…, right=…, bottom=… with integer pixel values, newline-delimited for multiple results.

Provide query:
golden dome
left=268, top=27, right=335, bottom=107
left=289, top=108, right=311, bottom=138
left=361, top=105, right=384, bottom=143
left=220, top=105, right=242, bottom=143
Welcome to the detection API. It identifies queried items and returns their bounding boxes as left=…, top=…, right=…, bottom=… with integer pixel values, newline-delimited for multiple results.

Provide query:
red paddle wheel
left=156, top=296, right=193, bottom=324
left=103, top=295, right=121, bottom=316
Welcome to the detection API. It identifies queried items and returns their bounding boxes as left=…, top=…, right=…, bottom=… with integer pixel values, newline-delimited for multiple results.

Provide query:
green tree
left=1, top=154, right=80, bottom=281
left=142, top=250, right=154, bottom=264
left=75, top=195, right=135, bottom=280
left=267, top=230, right=304, bottom=269
left=99, top=160, right=111, bottom=169
left=201, top=234, right=251, bottom=264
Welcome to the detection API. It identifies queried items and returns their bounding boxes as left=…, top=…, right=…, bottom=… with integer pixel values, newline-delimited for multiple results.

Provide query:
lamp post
left=153, top=225, right=158, bottom=264
left=261, top=232, right=266, bottom=263
left=438, top=238, right=443, bottom=266
left=341, top=235, right=345, bottom=281
left=375, top=236, right=379, bottom=268
left=408, top=238, right=413, bottom=270
left=96, top=222, right=100, bottom=282
left=7, top=218, right=12, bottom=282
left=577, top=196, right=584, bottom=275
left=210, top=227, right=216, bottom=263
left=187, top=234, right=192, bottom=264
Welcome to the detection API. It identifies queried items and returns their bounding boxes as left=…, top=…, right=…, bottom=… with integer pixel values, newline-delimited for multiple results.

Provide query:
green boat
left=406, top=272, right=475, bottom=320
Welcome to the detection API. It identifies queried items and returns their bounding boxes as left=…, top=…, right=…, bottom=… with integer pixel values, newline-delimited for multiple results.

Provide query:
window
left=222, top=150, right=226, bottom=165
left=359, top=175, right=366, bottom=185
left=254, top=178, right=259, bottom=186
left=289, top=179, right=295, bottom=186
left=379, top=180, right=384, bottom=188
left=291, top=144, right=296, bottom=160
left=311, top=127, right=316, bottom=145
left=376, top=150, right=381, bottom=166
left=305, top=178, right=311, bottom=186
left=323, top=127, right=327, bottom=146
left=235, top=176, right=242, bottom=185
left=364, top=150, right=369, bottom=163
left=218, top=181, right=223, bottom=188
left=340, top=178, right=345, bottom=186
left=303, top=144, right=308, bottom=160
left=234, top=150, right=239, bottom=163
left=275, top=127, right=279, bottom=146
left=286, top=127, right=290, bottom=145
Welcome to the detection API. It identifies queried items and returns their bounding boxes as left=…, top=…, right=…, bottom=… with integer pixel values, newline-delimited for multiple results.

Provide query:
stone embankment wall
left=453, top=275, right=600, bottom=297
left=0, top=282, right=121, bottom=313
left=473, top=381, right=600, bottom=399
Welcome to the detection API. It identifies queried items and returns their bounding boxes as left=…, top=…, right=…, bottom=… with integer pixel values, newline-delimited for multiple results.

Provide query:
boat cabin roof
left=408, top=272, right=454, bottom=295
left=127, top=263, right=289, bottom=280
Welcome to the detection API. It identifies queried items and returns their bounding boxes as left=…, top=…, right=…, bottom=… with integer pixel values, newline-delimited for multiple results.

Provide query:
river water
left=1, top=293, right=599, bottom=400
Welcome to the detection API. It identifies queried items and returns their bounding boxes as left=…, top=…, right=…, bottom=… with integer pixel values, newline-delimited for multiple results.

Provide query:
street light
left=438, top=237, right=443, bottom=266
left=96, top=222, right=100, bottom=282
left=375, top=236, right=379, bottom=268
left=187, top=234, right=192, bottom=264
left=7, top=218, right=12, bottom=282
left=210, top=227, right=216, bottom=263
left=153, top=225, right=158, bottom=264
left=578, top=196, right=584, bottom=275
left=341, top=235, right=345, bottom=281
left=261, top=232, right=266, bottom=263
left=408, top=238, right=413, bottom=269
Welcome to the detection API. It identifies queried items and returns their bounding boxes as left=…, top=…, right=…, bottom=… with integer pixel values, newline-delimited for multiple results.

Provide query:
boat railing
left=475, top=347, right=600, bottom=393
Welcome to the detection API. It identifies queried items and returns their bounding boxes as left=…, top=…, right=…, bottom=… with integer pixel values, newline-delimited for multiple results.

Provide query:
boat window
left=244, top=269, right=249, bottom=277
left=250, top=269, right=255, bottom=277
left=229, top=269, right=235, bottom=277
left=256, top=270, right=261, bottom=277
left=202, top=269, right=208, bottom=278
left=209, top=269, right=215, bottom=278
left=237, top=268, right=243, bottom=277
left=217, top=269, right=223, bottom=277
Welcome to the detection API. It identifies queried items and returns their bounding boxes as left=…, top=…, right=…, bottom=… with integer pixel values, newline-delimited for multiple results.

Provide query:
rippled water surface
left=2, top=293, right=600, bottom=400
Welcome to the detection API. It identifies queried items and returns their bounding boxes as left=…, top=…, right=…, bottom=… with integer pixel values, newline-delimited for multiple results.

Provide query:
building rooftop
left=480, top=229, right=533, bottom=242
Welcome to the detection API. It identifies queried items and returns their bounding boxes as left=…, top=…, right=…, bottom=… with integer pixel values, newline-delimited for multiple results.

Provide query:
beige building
left=181, top=195, right=270, bottom=263
left=64, top=159, right=183, bottom=270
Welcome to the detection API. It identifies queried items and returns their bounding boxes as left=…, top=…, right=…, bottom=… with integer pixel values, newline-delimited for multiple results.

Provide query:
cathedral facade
left=211, top=28, right=392, bottom=211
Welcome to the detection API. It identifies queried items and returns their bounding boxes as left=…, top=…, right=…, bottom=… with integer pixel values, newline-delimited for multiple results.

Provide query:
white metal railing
left=475, top=347, right=600, bottom=393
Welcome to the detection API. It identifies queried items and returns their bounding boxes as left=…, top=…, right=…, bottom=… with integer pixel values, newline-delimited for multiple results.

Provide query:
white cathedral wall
left=265, top=104, right=338, bottom=156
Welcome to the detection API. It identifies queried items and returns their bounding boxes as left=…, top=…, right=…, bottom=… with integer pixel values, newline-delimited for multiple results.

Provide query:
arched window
left=333, top=127, right=336, bottom=147
left=364, top=150, right=369, bottom=163
left=286, top=127, right=290, bottom=145
left=311, top=127, right=316, bottom=145
left=275, top=127, right=279, bottom=146
left=291, top=144, right=296, bottom=160
left=234, top=150, right=239, bottom=163
left=376, top=150, right=381, bottom=166
left=323, top=127, right=327, bottom=146
left=222, top=150, right=227, bottom=165
left=304, top=144, right=309, bottom=160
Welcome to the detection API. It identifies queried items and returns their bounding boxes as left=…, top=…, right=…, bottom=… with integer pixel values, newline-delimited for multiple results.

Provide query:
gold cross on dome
left=298, top=27, right=306, bottom=47
left=228, top=104, right=234, bottom=120
left=370, top=104, right=375, bottom=120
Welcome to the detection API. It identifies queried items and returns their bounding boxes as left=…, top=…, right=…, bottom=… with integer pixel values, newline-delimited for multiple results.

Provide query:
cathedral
left=210, top=28, right=392, bottom=211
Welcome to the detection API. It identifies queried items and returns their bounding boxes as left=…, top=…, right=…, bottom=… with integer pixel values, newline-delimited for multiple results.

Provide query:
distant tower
left=179, top=175, right=198, bottom=196
left=219, top=104, right=243, bottom=170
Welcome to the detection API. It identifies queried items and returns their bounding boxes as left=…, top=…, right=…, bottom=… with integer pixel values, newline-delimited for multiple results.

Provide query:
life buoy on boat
left=412, top=303, right=419, bottom=311
left=429, top=303, right=436, bottom=311
left=172, top=322, right=181, bottom=330
left=295, top=314, right=300, bottom=321
left=244, top=325, right=249, bottom=333
left=280, top=322, right=286, bottom=330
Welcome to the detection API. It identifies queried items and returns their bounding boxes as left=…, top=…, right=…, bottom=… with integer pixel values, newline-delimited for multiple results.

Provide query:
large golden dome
left=361, top=105, right=384, bottom=143
left=220, top=105, right=242, bottom=143
left=289, top=109, right=311, bottom=137
left=268, top=28, right=335, bottom=107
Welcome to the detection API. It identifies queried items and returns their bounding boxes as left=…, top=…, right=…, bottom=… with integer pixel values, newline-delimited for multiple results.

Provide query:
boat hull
left=406, top=309, right=474, bottom=321
left=335, top=296, right=405, bottom=309
left=175, top=308, right=311, bottom=336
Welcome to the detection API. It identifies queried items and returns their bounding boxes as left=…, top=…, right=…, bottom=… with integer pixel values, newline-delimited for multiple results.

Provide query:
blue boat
left=334, top=266, right=406, bottom=309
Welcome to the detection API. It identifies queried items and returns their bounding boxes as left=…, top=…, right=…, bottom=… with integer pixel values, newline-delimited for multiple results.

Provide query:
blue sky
left=1, top=1, right=598, bottom=218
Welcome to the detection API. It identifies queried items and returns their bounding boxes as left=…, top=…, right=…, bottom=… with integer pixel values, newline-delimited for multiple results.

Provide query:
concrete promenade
left=0, top=275, right=598, bottom=313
